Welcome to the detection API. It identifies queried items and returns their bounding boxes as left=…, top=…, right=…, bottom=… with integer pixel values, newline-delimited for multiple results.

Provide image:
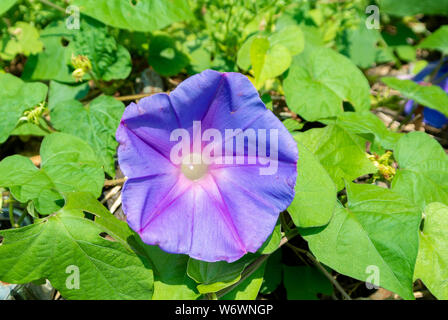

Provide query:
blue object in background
left=404, top=60, right=448, bottom=128
left=0, top=282, right=17, bottom=300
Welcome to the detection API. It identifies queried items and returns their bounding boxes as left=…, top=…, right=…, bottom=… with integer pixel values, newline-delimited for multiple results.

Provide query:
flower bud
left=71, top=54, right=92, bottom=81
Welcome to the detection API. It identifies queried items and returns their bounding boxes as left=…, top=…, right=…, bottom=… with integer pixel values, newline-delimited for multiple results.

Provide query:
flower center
left=181, top=153, right=208, bottom=181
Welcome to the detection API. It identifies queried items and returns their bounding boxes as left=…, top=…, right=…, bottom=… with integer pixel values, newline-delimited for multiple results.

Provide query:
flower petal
left=116, top=94, right=179, bottom=178
left=210, top=160, right=297, bottom=253
left=122, top=171, right=181, bottom=234
left=117, top=69, right=299, bottom=262
left=136, top=175, right=247, bottom=262
left=169, top=69, right=224, bottom=128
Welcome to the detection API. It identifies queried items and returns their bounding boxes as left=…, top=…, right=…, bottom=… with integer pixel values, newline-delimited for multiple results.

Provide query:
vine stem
left=37, top=0, right=66, bottom=13
left=205, top=292, right=218, bottom=300
left=428, top=54, right=446, bottom=83
left=280, top=211, right=291, bottom=233
left=104, top=178, right=127, bottom=187
left=435, top=71, right=448, bottom=85
left=114, top=93, right=154, bottom=101
left=8, top=200, right=16, bottom=228
left=215, top=228, right=300, bottom=299
left=88, top=71, right=102, bottom=91
left=16, top=208, right=28, bottom=227
left=288, top=245, right=352, bottom=300
left=101, top=185, right=122, bottom=204
left=40, top=117, right=56, bottom=133
left=215, top=253, right=269, bottom=299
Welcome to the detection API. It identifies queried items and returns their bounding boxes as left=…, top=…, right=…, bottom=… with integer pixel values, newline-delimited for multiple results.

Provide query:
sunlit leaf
left=0, top=0, right=17, bottom=16
left=72, top=0, right=193, bottom=32
left=284, top=46, right=370, bottom=121
left=414, top=202, right=448, bottom=300
left=295, top=124, right=376, bottom=190
left=303, top=183, right=421, bottom=300
left=250, top=37, right=291, bottom=89
left=288, top=141, right=336, bottom=227
left=220, top=261, right=266, bottom=300
left=258, top=221, right=281, bottom=255
left=0, top=133, right=104, bottom=214
left=0, top=73, right=48, bottom=143
left=0, top=192, right=154, bottom=300
left=143, top=246, right=200, bottom=300
left=378, top=0, right=448, bottom=16
left=0, top=22, right=43, bottom=60
left=332, top=111, right=402, bottom=150
left=73, top=20, right=132, bottom=81
left=22, top=22, right=75, bottom=83
left=419, top=25, right=448, bottom=55
left=392, top=132, right=448, bottom=209
left=187, top=255, right=254, bottom=294
left=382, top=77, right=448, bottom=117
left=51, top=96, right=125, bottom=177
left=48, top=81, right=90, bottom=110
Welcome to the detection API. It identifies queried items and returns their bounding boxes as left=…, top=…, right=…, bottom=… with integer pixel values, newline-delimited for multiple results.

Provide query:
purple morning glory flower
left=404, top=60, right=448, bottom=128
left=116, top=69, right=298, bottom=262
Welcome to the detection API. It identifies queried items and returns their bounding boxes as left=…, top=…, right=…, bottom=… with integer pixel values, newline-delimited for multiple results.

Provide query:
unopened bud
left=21, top=102, right=46, bottom=125
left=367, top=151, right=396, bottom=182
left=72, top=68, right=85, bottom=82
left=71, top=54, right=92, bottom=81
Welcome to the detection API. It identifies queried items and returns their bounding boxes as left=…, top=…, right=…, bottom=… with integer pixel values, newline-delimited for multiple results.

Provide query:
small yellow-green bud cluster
left=20, top=102, right=46, bottom=125
left=367, top=151, right=396, bottom=182
left=71, top=54, right=92, bottom=82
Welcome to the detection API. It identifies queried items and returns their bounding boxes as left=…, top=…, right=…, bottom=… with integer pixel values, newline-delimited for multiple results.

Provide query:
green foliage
left=0, top=0, right=17, bottom=16
left=187, top=255, right=254, bottom=294
left=0, top=192, right=154, bottom=299
left=260, top=250, right=282, bottom=295
left=0, top=22, right=43, bottom=60
left=51, top=96, right=125, bottom=177
left=282, top=118, right=303, bottom=132
left=284, top=46, right=371, bottom=121
left=238, top=25, right=304, bottom=88
left=0, top=73, right=48, bottom=143
left=0, top=133, right=104, bottom=214
left=11, top=118, right=50, bottom=137
left=182, top=34, right=213, bottom=74
left=191, top=0, right=289, bottom=70
left=418, top=25, right=448, bottom=55
left=303, top=183, right=421, bottom=300
left=337, top=22, right=385, bottom=68
left=145, top=246, right=199, bottom=300
left=250, top=37, right=291, bottom=89
left=72, top=20, right=132, bottom=81
left=378, top=0, right=448, bottom=16
left=22, top=21, right=75, bottom=83
left=392, top=132, right=448, bottom=209
left=48, top=81, right=90, bottom=110
left=72, top=0, right=193, bottom=32
left=283, top=266, right=333, bottom=299
left=148, top=33, right=190, bottom=76
left=22, top=19, right=131, bottom=83
left=295, top=124, right=376, bottom=191
left=414, top=202, right=448, bottom=299
left=0, top=0, right=447, bottom=302
left=258, top=221, right=282, bottom=254
left=220, top=261, right=267, bottom=300
left=288, top=141, right=336, bottom=227
left=382, top=77, right=448, bottom=117
left=332, top=111, right=402, bottom=150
